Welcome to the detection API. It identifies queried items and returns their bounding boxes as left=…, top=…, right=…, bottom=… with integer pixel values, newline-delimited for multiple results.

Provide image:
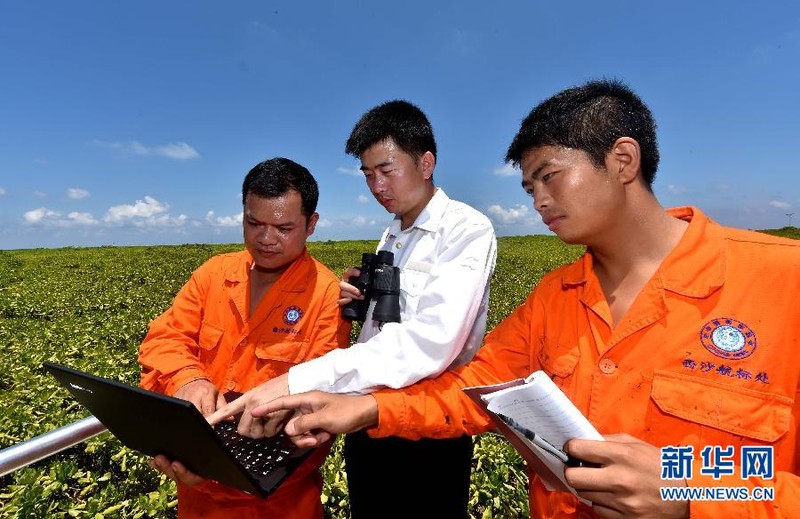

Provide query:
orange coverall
left=139, top=249, right=350, bottom=519
left=372, top=207, right=800, bottom=518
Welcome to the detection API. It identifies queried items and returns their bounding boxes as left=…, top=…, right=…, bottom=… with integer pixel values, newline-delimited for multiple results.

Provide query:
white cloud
left=66, top=212, right=99, bottom=225
left=95, top=140, right=200, bottom=160
left=0, top=187, right=6, bottom=196
left=139, top=213, right=188, bottom=228
left=493, top=163, right=519, bottom=177
left=316, top=218, right=332, bottom=228
left=101, top=195, right=189, bottom=228
left=666, top=184, right=686, bottom=195
left=33, top=190, right=47, bottom=198
left=104, top=196, right=170, bottom=224
left=205, top=210, right=243, bottom=227
left=487, top=204, right=534, bottom=225
left=156, top=142, right=200, bottom=160
left=348, top=215, right=380, bottom=227
left=769, top=200, right=791, bottom=210
left=22, top=196, right=239, bottom=233
left=357, top=195, right=370, bottom=203
left=67, top=188, right=91, bottom=200
left=338, top=166, right=362, bottom=176
left=23, top=208, right=98, bottom=227
left=24, top=207, right=60, bottom=224
left=127, top=141, right=149, bottom=155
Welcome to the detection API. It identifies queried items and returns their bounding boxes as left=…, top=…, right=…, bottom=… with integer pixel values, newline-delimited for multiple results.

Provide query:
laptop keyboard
left=214, top=420, right=295, bottom=477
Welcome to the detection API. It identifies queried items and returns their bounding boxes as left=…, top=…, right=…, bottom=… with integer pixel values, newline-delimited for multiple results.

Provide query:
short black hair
left=505, top=79, right=660, bottom=188
left=241, top=157, right=319, bottom=219
left=345, top=100, right=437, bottom=160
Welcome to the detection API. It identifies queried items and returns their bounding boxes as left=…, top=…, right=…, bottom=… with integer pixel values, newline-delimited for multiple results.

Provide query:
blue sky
left=1, top=1, right=799, bottom=250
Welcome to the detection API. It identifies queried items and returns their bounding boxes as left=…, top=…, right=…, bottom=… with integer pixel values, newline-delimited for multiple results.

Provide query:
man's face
left=359, top=138, right=433, bottom=224
left=520, top=145, right=622, bottom=245
left=242, top=190, right=317, bottom=272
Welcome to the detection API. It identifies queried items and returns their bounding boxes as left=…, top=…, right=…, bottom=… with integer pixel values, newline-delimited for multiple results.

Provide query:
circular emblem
left=283, top=306, right=303, bottom=325
left=699, top=318, right=756, bottom=360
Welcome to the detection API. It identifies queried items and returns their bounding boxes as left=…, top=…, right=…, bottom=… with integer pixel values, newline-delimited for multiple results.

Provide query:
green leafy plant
left=0, top=237, right=585, bottom=518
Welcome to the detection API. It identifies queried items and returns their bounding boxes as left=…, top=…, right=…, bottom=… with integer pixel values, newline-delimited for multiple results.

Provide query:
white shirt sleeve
left=288, top=219, right=497, bottom=395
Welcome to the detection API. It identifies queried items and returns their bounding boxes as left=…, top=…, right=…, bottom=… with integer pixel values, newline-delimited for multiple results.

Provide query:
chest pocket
left=650, top=370, right=792, bottom=443
left=537, top=337, right=581, bottom=380
left=399, top=261, right=432, bottom=316
left=197, top=321, right=224, bottom=351
left=254, top=338, right=311, bottom=365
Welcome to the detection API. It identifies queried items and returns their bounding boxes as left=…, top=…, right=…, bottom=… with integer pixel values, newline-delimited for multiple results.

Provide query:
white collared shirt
left=289, top=188, right=497, bottom=394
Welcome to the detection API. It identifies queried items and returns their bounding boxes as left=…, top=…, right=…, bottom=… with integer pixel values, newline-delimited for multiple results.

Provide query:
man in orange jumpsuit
left=138, top=157, right=350, bottom=518
left=251, top=81, right=800, bottom=518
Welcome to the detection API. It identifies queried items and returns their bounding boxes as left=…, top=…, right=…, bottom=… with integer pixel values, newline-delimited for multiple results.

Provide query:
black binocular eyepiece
left=341, top=250, right=401, bottom=324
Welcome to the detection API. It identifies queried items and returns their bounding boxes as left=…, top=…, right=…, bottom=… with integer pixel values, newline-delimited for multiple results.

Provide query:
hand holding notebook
left=463, top=370, right=603, bottom=502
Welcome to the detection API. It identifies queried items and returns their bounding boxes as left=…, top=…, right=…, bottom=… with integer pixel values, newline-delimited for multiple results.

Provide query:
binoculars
left=341, top=250, right=401, bottom=324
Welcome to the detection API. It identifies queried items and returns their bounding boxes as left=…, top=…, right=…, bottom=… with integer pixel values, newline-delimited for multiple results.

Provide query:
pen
left=495, top=413, right=599, bottom=468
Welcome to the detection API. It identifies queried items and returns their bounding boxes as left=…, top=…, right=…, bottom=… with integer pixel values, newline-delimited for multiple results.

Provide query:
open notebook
left=463, top=370, right=603, bottom=504
left=44, top=362, right=311, bottom=497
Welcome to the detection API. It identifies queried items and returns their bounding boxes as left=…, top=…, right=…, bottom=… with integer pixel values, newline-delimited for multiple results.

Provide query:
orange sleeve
left=138, top=263, right=211, bottom=395
left=303, top=271, right=352, bottom=357
left=371, top=291, right=539, bottom=440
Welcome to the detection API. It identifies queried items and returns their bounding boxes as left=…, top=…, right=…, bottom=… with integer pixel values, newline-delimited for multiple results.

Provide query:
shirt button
left=395, top=242, right=403, bottom=249
left=227, top=380, right=236, bottom=391
left=599, top=358, right=616, bottom=374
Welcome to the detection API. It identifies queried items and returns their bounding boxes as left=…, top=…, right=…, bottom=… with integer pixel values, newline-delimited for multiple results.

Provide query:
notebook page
left=482, top=370, right=603, bottom=447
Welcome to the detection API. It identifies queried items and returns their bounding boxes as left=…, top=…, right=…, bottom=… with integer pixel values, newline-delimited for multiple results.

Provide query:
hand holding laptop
left=147, top=379, right=230, bottom=488
left=149, top=455, right=207, bottom=487
left=174, top=379, right=228, bottom=417
left=45, top=362, right=311, bottom=497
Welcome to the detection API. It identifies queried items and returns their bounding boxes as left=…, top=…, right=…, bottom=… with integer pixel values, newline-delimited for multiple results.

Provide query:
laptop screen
left=44, top=361, right=311, bottom=497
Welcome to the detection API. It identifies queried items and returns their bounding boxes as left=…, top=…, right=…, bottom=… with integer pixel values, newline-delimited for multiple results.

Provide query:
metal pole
left=0, top=417, right=107, bottom=477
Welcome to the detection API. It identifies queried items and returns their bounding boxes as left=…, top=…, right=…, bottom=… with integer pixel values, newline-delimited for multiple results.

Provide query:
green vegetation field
left=1, top=228, right=795, bottom=518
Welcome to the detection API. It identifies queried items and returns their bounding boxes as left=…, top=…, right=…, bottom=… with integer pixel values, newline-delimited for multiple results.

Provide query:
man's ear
left=419, top=151, right=435, bottom=180
left=305, top=212, right=319, bottom=237
left=607, top=137, right=641, bottom=185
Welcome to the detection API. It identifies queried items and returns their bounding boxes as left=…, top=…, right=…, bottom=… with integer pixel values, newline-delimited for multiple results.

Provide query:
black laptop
left=44, top=361, right=312, bottom=498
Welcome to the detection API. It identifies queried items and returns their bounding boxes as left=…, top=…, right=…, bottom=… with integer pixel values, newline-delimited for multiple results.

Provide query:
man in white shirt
left=211, top=100, right=497, bottom=518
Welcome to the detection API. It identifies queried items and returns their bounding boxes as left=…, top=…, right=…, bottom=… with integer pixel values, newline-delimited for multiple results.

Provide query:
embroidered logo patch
left=283, top=306, right=303, bottom=325
left=700, top=317, right=757, bottom=360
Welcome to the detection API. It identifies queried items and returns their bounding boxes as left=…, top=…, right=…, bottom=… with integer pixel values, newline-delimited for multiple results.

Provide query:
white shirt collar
left=387, top=187, right=449, bottom=236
